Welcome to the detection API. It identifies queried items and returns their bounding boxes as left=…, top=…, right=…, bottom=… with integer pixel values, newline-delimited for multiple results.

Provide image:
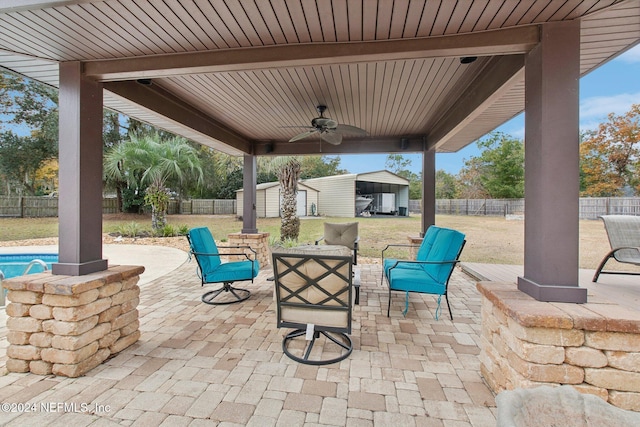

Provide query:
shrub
left=117, top=222, right=144, bottom=237
left=177, top=224, right=190, bottom=235
left=156, top=224, right=178, bottom=237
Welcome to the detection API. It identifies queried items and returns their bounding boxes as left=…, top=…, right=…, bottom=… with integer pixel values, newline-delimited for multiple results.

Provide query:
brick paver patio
left=0, top=260, right=496, bottom=426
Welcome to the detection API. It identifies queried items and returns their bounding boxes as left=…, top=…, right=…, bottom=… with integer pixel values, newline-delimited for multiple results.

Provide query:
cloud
left=579, top=92, right=640, bottom=124
left=615, top=44, right=640, bottom=63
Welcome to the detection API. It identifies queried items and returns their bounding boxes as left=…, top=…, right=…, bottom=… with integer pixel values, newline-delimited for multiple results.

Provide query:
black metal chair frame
left=273, top=252, right=353, bottom=365
left=382, top=240, right=466, bottom=319
left=187, top=233, right=258, bottom=305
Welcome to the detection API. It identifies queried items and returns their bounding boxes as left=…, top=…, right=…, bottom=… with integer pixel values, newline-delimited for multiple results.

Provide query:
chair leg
left=387, top=287, right=392, bottom=317
left=592, top=254, right=613, bottom=282
left=201, top=282, right=250, bottom=305
left=445, top=293, right=453, bottom=320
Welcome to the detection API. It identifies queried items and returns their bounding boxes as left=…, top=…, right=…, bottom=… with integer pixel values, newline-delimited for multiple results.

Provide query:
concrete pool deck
left=0, top=244, right=189, bottom=286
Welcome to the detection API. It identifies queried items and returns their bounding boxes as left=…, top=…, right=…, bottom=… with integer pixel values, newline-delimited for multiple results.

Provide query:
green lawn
left=0, top=213, right=618, bottom=269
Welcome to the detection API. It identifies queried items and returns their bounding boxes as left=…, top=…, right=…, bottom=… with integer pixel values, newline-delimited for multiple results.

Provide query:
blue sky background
left=339, top=44, right=640, bottom=175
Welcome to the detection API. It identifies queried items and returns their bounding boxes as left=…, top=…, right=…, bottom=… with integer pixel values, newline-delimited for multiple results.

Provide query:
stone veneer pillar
left=407, top=235, right=423, bottom=260
left=478, top=281, right=640, bottom=411
left=3, top=265, right=143, bottom=377
left=226, top=232, right=270, bottom=267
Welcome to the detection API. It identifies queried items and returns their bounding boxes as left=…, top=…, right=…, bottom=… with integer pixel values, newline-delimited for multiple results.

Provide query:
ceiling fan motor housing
left=312, top=117, right=338, bottom=129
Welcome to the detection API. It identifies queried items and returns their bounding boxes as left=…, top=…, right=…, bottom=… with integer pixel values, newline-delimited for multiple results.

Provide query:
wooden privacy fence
left=409, top=197, right=640, bottom=219
left=0, top=197, right=236, bottom=218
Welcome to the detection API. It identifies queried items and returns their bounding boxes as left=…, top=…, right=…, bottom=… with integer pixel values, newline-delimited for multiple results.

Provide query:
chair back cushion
left=188, top=227, right=221, bottom=273
left=416, top=226, right=440, bottom=261
left=323, top=222, right=358, bottom=249
left=416, top=226, right=465, bottom=283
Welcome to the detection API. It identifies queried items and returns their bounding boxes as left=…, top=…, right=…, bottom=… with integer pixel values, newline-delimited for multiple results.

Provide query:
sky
left=339, top=44, right=640, bottom=175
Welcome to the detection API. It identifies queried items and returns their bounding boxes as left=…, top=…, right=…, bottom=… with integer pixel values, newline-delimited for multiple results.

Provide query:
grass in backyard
left=0, top=213, right=633, bottom=271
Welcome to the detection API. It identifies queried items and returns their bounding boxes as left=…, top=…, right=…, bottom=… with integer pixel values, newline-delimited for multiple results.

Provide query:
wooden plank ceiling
left=0, top=0, right=639, bottom=156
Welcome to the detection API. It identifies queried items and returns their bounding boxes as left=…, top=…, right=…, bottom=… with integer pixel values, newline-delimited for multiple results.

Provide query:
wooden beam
left=103, top=80, right=252, bottom=154
left=427, top=55, right=525, bottom=150
left=85, top=26, right=539, bottom=81
left=253, top=137, right=425, bottom=156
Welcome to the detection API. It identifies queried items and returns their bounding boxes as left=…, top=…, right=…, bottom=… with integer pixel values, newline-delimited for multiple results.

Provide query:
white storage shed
left=236, top=181, right=319, bottom=218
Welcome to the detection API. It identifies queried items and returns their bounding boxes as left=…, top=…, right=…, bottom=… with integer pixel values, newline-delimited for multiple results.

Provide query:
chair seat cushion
left=280, top=306, right=349, bottom=329
left=383, top=258, right=424, bottom=277
left=204, top=259, right=259, bottom=283
left=388, top=267, right=445, bottom=295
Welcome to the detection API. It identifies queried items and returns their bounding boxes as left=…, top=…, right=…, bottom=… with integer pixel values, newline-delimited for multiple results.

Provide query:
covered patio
left=2, top=0, right=640, bottom=420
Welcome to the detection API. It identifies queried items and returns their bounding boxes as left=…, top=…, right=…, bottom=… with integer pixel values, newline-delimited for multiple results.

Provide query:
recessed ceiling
left=0, top=0, right=638, bottom=156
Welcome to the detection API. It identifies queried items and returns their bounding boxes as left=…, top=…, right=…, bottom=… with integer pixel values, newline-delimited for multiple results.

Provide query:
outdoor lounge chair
left=315, top=222, right=359, bottom=265
left=187, top=227, right=260, bottom=305
left=272, top=249, right=353, bottom=365
left=382, top=225, right=465, bottom=319
left=592, top=215, right=640, bottom=282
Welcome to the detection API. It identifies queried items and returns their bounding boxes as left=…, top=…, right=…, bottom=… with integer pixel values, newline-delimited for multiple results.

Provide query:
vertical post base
left=517, top=276, right=587, bottom=303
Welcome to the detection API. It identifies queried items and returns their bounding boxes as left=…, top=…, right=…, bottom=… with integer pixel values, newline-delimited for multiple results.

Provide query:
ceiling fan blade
left=321, top=131, right=343, bottom=145
left=335, top=124, right=368, bottom=135
left=289, top=130, right=318, bottom=142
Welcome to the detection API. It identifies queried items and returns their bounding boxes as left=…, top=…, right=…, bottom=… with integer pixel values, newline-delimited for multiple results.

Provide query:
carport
left=1, top=1, right=639, bottom=305
left=304, top=170, right=410, bottom=218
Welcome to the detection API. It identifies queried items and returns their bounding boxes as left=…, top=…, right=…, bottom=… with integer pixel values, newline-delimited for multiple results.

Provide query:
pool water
left=0, top=254, right=58, bottom=279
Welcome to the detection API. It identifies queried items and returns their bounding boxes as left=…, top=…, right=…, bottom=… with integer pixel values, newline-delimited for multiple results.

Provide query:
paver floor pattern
left=0, top=261, right=496, bottom=426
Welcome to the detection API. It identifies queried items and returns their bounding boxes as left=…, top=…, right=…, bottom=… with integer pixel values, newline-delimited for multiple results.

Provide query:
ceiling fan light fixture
left=460, top=56, right=477, bottom=64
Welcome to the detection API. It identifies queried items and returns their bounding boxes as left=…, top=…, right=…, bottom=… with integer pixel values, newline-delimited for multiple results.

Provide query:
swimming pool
left=0, top=253, right=58, bottom=279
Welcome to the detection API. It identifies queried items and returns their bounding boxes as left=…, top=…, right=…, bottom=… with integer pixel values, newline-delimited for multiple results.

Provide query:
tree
left=435, top=170, right=458, bottom=199
left=300, top=156, right=347, bottom=179
left=458, top=132, right=524, bottom=199
left=385, top=154, right=412, bottom=173
left=0, top=132, right=58, bottom=195
left=0, top=70, right=59, bottom=195
left=580, top=104, right=640, bottom=196
left=104, top=132, right=203, bottom=230
left=261, top=157, right=302, bottom=241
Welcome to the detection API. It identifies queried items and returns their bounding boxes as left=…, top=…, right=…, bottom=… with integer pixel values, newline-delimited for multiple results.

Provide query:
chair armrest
left=216, top=244, right=257, bottom=256
left=386, top=259, right=460, bottom=274
left=191, top=248, right=255, bottom=261
left=315, top=236, right=324, bottom=245
left=381, top=243, right=419, bottom=259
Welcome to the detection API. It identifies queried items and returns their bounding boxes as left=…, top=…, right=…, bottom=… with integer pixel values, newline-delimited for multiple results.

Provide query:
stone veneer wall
left=3, top=265, right=143, bottom=377
left=225, top=232, right=270, bottom=267
left=478, top=281, right=640, bottom=411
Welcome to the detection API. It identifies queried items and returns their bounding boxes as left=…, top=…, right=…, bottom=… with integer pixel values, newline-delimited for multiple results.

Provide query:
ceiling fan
left=288, top=105, right=367, bottom=145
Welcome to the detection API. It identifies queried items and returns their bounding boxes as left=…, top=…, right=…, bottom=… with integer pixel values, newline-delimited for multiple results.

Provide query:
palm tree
left=104, top=132, right=203, bottom=230
left=260, top=156, right=302, bottom=241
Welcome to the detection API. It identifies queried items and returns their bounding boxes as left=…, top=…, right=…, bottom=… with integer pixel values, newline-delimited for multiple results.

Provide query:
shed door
left=297, top=190, right=307, bottom=216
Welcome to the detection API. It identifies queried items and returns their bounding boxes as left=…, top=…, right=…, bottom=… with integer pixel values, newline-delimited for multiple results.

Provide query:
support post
left=242, top=154, right=258, bottom=234
left=53, top=61, right=107, bottom=276
left=421, top=146, right=436, bottom=236
left=517, top=21, right=586, bottom=303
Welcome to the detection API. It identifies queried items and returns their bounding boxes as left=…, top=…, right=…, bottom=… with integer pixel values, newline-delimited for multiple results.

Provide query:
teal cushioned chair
left=382, top=226, right=465, bottom=319
left=187, top=227, right=260, bottom=305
